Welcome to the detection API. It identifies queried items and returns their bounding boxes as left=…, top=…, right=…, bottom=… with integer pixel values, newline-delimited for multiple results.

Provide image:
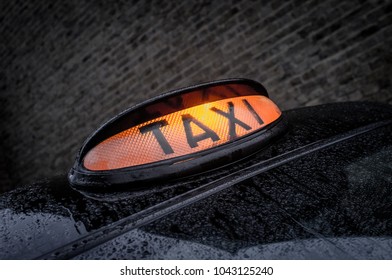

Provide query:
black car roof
left=1, top=101, right=391, bottom=259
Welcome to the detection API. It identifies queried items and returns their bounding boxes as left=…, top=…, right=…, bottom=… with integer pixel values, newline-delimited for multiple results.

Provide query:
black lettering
left=120, top=266, right=132, bottom=275
left=242, top=99, right=264, bottom=124
left=139, top=120, right=174, bottom=154
left=210, top=102, right=251, bottom=140
left=182, top=114, right=220, bottom=148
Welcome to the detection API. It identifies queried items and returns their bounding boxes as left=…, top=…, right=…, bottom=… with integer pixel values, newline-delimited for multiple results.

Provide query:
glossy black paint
left=1, top=101, right=391, bottom=259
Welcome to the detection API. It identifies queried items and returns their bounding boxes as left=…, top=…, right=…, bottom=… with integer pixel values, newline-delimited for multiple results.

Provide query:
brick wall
left=1, top=0, right=391, bottom=191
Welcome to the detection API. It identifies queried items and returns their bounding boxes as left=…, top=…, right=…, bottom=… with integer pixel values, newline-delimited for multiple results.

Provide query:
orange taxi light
left=83, top=95, right=281, bottom=170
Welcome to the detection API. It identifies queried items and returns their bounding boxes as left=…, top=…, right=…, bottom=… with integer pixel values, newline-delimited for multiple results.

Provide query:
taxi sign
left=69, top=79, right=286, bottom=190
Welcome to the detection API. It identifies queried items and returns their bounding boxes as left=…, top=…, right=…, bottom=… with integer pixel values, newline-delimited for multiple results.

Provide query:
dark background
left=0, top=0, right=391, bottom=192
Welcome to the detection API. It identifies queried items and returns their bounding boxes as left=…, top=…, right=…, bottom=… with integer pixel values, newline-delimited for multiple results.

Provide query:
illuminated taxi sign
left=69, top=79, right=286, bottom=190
left=84, top=96, right=280, bottom=170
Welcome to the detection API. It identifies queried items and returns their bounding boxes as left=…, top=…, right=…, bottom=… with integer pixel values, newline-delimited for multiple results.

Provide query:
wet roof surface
left=1, top=102, right=391, bottom=259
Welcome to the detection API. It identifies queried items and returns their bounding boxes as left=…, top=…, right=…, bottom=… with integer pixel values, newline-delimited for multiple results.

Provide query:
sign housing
left=69, top=79, right=286, bottom=190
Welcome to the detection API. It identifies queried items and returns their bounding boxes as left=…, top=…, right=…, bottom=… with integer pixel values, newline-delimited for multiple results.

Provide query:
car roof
left=1, top=101, right=392, bottom=259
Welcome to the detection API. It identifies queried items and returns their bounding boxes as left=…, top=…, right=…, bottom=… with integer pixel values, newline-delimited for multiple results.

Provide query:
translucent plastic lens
left=83, top=95, right=281, bottom=171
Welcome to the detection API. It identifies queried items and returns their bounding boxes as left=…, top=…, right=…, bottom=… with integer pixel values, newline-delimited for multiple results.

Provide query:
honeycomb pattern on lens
left=83, top=95, right=281, bottom=170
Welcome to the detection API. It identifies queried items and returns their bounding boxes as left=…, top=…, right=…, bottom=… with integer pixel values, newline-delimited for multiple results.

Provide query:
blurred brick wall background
left=0, top=0, right=391, bottom=192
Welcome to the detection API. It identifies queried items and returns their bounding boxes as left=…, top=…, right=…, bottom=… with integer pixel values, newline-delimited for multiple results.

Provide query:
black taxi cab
left=1, top=79, right=391, bottom=259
